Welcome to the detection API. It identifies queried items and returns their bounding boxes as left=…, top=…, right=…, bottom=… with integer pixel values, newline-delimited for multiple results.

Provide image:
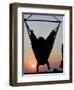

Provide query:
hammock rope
left=24, top=19, right=61, bottom=23
left=24, top=14, right=61, bottom=23
left=24, top=14, right=61, bottom=37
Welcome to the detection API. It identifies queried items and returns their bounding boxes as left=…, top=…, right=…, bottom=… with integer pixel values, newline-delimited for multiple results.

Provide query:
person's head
left=38, top=37, right=45, bottom=41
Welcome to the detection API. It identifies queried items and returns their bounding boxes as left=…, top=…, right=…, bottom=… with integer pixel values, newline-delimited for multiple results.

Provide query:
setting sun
left=32, top=64, right=35, bottom=68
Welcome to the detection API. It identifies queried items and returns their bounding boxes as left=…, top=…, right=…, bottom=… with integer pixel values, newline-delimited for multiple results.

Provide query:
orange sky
left=24, top=42, right=62, bottom=73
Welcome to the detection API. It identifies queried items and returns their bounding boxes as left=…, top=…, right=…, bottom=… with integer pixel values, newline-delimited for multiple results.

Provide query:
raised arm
left=25, top=21, right=37, bottom=41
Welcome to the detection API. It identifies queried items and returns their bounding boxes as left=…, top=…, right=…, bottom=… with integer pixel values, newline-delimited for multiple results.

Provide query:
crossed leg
left=47, top=61, right=50, bottom=70
left=37, top=64, right=39, bottom=72
left=37, top=62, right=50, bottom=72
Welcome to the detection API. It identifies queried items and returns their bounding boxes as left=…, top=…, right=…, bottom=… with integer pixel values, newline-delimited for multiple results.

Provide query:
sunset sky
left=23, top=14, right=63, bottom=73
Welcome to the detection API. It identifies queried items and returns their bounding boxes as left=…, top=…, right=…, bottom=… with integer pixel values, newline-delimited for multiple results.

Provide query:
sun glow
left=32, top=64, right=35, bottom=68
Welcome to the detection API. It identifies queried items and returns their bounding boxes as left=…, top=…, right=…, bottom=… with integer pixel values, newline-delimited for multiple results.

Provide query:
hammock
left=24, top=15, right=61, bottom=72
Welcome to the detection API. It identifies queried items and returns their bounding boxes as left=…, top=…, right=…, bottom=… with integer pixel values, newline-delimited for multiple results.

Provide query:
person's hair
left=38, top=37, right=45, bottom=40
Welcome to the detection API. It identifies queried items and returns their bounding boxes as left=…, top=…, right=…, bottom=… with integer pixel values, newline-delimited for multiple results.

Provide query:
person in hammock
left=25, top=21, right=60, bottom=72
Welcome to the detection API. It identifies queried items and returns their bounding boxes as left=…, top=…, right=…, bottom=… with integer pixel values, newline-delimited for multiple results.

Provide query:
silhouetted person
left=25, top=21, right=60, bottom=72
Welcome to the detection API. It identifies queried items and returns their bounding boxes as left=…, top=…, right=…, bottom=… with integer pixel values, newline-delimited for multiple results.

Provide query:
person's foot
left=48, top=67, right=51, bottom=70
left=48, top=68, right=53, bottom=72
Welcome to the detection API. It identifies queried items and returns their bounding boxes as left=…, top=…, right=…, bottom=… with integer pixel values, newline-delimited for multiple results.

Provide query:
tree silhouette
left=60, top=44, right=63, bottom=69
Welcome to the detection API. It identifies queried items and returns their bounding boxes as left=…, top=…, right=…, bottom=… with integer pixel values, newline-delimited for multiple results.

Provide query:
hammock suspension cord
left=24, top=14, right=61, bottom=37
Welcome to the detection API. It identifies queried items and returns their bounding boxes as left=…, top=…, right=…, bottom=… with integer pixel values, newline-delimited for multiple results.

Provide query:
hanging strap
left=52, top=16, right=61, bottom=33
left=24, top=19, right=61, bottom=23
left=53, top=16, right=60, bottom=21
left=25, top=21, right=31, bottom=36
left=24, top=15, right=33, bottom=36
left=24, top=15, right=61, bottom=37
left=55, top=22, right=60, bottom=33
left=24, top=15, right=61, bottom=23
